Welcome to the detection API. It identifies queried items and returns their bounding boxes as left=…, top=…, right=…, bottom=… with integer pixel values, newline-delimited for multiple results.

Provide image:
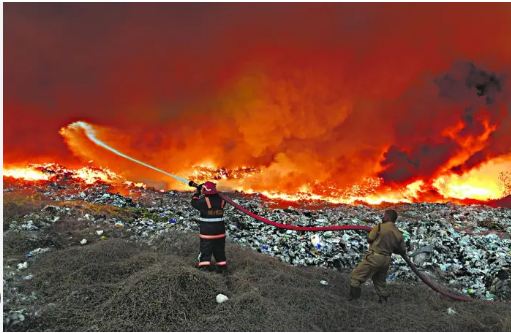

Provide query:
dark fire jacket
left=191, top=193, right=226, bottom=238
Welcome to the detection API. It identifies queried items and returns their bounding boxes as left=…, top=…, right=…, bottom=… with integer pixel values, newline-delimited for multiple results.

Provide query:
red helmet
left=201, top=181, right=218, bottom=195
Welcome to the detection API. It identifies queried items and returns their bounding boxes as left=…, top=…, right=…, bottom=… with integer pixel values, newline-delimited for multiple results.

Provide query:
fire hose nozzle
left=188, top=181, right=200, bottom=188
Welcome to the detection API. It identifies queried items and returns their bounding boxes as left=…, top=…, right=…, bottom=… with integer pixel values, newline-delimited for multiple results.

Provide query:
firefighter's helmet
left=202, top=181, right=218, bottom=195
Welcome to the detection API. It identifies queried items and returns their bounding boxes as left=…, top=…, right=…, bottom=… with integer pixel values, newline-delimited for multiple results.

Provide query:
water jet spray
left=69, top=121, right=190, bottom=185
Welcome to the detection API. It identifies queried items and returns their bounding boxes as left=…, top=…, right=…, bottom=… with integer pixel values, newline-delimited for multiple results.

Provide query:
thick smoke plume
left=379, top=62, right=510, bottom=186
left=5, top=3, right=511, bottom=201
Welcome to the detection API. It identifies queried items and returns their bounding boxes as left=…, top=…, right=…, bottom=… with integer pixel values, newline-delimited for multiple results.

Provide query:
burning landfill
left=3, top=163, right=511, bottom=326
left=5, top=5, right=511, bottom=331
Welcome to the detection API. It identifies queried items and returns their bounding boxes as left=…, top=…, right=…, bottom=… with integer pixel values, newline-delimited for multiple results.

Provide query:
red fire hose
left=219, top=193, right=372, bottom=232
left=400, top=254, right=474, bottom=302
left=219, top=192, right=480, bottom=302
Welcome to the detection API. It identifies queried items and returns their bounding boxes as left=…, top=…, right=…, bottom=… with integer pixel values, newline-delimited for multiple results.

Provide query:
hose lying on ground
left=219, top=193, right=372, bottom=232
left=222, top=192, right=475, bottom=302
left=74, top=120, right=484, bottom=302
left=401, top=254, right=474, bottom=302
left=224, top=195, right=476, bottom=302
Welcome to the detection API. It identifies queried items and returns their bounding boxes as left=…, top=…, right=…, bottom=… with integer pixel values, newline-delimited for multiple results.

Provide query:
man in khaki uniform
left=349, top=209, right=406, bottom=302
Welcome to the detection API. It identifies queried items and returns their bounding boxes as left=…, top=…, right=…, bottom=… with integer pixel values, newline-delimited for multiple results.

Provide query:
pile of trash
left=184, top=196, right=510, bottom=301
left=3, top=175, right=511, bottom=301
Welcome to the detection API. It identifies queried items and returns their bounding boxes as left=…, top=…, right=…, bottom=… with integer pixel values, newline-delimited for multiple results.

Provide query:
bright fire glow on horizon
left=3, top=163, right=122, bottom=185
left=3, top=158, right=507, bottom=206
left=3, top=120, right=509, bottom=206
left=4, top=4, right=511, bottom=206
left=3, top=167, right=49, bottom=181
left=433, top=157, right=511, bottom=201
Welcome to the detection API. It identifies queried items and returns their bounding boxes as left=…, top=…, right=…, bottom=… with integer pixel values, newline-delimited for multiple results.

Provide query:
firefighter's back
left=369, top=222, right=403, bottom=256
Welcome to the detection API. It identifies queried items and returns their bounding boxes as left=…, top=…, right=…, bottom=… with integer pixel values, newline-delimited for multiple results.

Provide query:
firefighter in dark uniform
left=349, top=209, right=406, bottom=302
left=191, top=181, right=228, bottom=272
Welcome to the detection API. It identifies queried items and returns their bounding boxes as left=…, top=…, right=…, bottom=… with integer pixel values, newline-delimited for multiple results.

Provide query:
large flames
left=3, top=167, right=50, bottom=181
left=4, top=4, right=511, bottom=204
left=6, top=110, right=511, bottom=206
left=3, top=163, right=122, bottom=185
left=48, top=61, right=511, bottom=207
left=3, top=156, right=509, bottom=207
left=4, top=5, right=511, bottom=207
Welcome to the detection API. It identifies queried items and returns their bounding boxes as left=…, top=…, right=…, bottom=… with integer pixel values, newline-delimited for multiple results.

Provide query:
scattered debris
left=26, top=247, right=50, bottom=258
left=320, top=280, right=329, bottom=286
left=5, top=310, right=26, bottom=328
left=80, top=239, right=88, bottom=245
left=17, top=262, right=28, bottom=270
left=216, top=293, right=229, bottom=304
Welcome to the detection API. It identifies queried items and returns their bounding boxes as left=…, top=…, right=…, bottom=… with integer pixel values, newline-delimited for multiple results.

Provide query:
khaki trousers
left=350, top=251, right=391, bottom=297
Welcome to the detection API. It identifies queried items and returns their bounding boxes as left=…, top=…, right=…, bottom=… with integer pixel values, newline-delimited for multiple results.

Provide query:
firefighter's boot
left=348, top=286, right=361, bottom=301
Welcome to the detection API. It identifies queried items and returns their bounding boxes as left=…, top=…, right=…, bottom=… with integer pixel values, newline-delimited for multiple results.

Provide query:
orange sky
left=4, top=3, right=511, bottom=199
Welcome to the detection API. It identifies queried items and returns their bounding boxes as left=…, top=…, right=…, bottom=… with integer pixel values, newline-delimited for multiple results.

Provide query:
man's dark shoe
left=348, top=286, right=361, bottom=301
left=197, top=265, right=215, bottom=272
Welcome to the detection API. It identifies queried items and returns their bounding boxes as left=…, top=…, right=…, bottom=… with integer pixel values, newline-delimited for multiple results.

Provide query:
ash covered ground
left=3, top=167, right=511, bottom=331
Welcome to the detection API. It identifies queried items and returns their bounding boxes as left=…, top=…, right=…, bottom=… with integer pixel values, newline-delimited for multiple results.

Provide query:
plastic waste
left=26, top=247, right=50, bottom=258
left=17, top=262, right=28, bottom=270
left=311, top=235, right=323, bottom=250
left=216, top=294, right=229, bottom=304
left=401, top=229, right=410, bottom=242
left=447, top=307, right=457, bottom=315
left=5, top=168, right=511, bottom=301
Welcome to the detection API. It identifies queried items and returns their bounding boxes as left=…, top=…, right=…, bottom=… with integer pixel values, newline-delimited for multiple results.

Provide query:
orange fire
left=7, top=116, right=510, bottom=207
left=3, top=155, right=509, bottom=206
left=4, top=4, right=511, bottom=208
left=3, top=167, right=49, bottom=181
left=3, top=163, right=123, bottom=185
left=433, top=157, right=511, bottom=201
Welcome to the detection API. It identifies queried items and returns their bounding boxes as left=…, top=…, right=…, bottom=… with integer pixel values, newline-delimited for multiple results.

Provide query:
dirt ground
left=3, top=234, right=510, bottom=331
left=3, top=193, right=511, bottom=331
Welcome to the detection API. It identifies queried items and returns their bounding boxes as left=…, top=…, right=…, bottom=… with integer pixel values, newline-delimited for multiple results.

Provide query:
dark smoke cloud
left=379, top=61, right=510, bottom=184
left=379, top=139, right=459, bottom=183
left=436, top=62, right=503, bottom=105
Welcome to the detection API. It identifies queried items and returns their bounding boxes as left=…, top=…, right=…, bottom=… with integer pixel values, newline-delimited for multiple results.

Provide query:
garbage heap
left=3, top=171, right=511, bottom=301
left=177, top=194, right=511, bottom=301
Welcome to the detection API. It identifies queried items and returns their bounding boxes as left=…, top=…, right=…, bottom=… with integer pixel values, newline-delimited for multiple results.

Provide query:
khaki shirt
left=367, top=222, right=406, bottom=256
